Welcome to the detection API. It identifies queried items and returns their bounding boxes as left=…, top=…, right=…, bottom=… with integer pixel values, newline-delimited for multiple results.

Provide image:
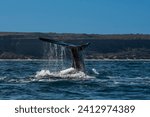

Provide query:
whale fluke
left=39, top=37, right=90, bottom=72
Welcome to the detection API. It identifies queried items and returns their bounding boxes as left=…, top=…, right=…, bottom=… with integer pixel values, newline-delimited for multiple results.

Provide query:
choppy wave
left=0, top=60, right=150, bottom=99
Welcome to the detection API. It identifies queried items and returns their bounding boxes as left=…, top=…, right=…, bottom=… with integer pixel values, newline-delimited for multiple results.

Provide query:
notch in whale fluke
left=39, top=37, right=90, bottom=72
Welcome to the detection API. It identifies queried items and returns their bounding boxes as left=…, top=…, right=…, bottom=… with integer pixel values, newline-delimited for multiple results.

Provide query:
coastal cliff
left=0, top=32, right=150, bottom=59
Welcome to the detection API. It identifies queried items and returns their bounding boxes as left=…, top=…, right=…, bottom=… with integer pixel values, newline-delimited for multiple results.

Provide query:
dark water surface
left=0, top=60, right=150, bottom=100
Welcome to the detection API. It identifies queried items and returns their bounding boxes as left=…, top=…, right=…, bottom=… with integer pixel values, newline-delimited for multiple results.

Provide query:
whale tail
left=39, top=37, right=90, bottom=72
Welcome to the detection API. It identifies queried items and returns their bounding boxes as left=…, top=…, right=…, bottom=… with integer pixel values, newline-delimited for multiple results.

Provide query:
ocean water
left=0, top=60, right=150, bottom=100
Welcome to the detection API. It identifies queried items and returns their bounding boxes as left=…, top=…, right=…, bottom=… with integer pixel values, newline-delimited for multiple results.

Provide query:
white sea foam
left=35, top=70, right=51, bottom=78
left=92, top=68, right=99, bottom=75
left=0, top=76, right=6, bottom=81
left=35, top=68, right=95, bottom=79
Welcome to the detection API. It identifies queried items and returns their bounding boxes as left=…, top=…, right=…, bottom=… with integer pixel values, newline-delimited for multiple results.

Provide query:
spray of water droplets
left=42, top=42, right=69, bottom=72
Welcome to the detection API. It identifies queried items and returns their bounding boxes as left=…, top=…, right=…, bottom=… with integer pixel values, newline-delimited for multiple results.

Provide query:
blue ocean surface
left=0, top=60, right=150, bottom=100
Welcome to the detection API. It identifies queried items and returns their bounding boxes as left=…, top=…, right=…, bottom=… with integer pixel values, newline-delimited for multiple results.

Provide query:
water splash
left=92, top=68, right=99, bottom=75
left=39, top=42, right=94, bottom=79
left=35, top=69, right=95, bottom=79
left=60, top=46, right=66, bottom=69
left=35, top=70, right=51, bottom=77
left=42, top=42, right=68, bottom=72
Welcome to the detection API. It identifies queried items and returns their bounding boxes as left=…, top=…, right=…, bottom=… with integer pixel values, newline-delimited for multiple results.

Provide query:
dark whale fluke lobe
left=39, top=37, right=90, bottom=72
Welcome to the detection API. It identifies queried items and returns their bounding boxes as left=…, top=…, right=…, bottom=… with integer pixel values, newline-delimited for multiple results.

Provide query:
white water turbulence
left=35, top=68, right=92, bottom=79
left=35, top=43, right=94, bottom=79
left=92, top=68, right=99, bottom=75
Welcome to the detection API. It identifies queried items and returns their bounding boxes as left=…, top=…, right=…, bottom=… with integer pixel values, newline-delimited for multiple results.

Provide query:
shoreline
left=0, top=59, right=150, bottom=62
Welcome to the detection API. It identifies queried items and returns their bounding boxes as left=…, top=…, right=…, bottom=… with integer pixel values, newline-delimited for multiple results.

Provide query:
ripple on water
left=0, top=60, right=150, bottom=99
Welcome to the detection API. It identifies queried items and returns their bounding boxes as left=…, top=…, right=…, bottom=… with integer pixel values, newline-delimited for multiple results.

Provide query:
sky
left=0, top=0, right=150, bottom=34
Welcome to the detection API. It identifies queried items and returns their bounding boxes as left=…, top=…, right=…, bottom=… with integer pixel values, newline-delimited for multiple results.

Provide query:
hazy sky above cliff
left=0, top=0, right=150, bottom=34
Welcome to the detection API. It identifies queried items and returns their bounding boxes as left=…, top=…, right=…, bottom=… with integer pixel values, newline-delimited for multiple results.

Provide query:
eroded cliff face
left=0, top=32, right=150, bottom=59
